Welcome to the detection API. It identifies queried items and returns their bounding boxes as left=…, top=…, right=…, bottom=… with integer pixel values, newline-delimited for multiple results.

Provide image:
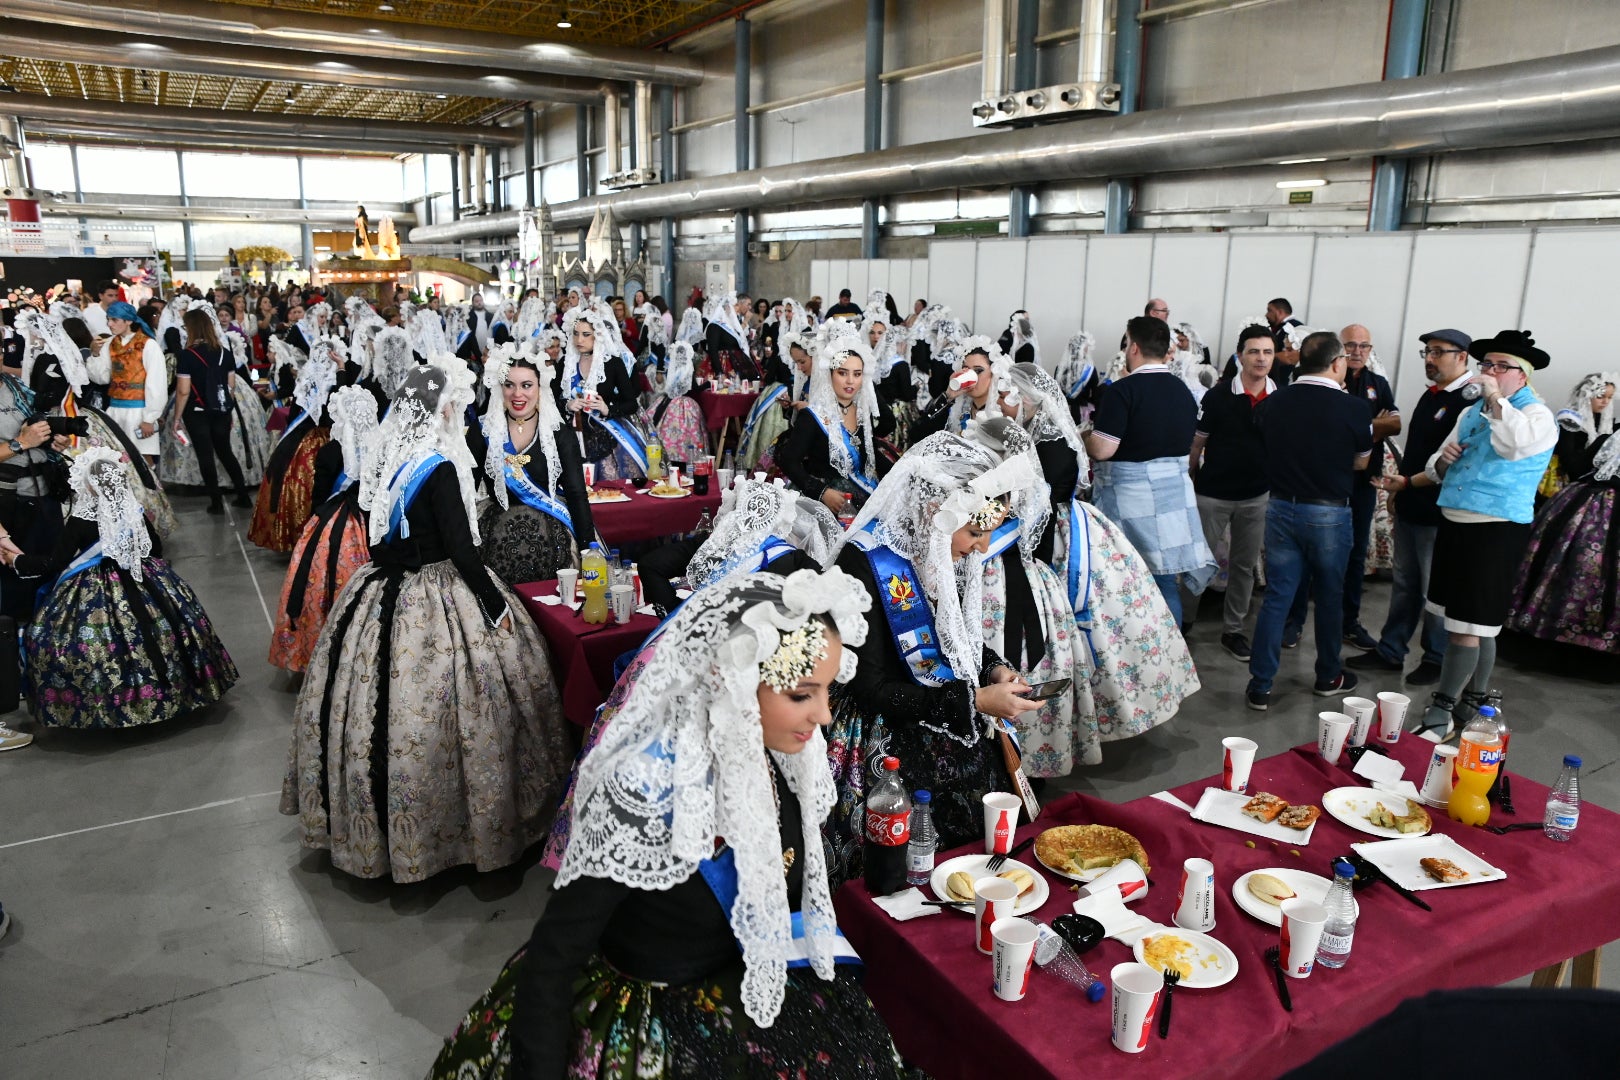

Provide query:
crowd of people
left=1, top=268, right=1613, bottom=1077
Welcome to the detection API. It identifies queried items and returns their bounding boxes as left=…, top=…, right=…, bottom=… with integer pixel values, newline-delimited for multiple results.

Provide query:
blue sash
left=697, top=845, right=862, bottom=969
left=589, top=415, right=649, bottom=474
left=739, top=382, right=787, bottom=446
left=848, top=526, right=956, bottom=687
left=282, top=409, right=311, bottom=440
left=330, top=470, right=352, bottom=501
left=1066, top=364, right=1094, bottom=399
left=807, top=410, right=876, bottom=496
left=980, top=518, right=1021, bottom=564
left=55, top=541, right=105, bottom=589
left=384, top=452, right=447, bottom=541
left=502, top=440, right=573, bottom=533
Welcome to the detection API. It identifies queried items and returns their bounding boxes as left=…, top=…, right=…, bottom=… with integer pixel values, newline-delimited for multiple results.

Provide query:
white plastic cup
left=1279, top=898, right=1328, bottom=979
left=1076, top=859, right=1149, bottom=904
left=753, top=471, right=767, bottom=482
left=555, top=568, right=579, bottom=603
left=669, top=465, right=682, bottom=488
left=1317, top=712, right=1353, bottom=763
left=1109, top=962, right=1164, bottom=1053
left=716, top=467, right=735, bottom=491
left=951, top=369, right=980, bottom=392
left=1221, top=736, right=1258, bottom=794
left=1420, top=744, right=1461, bottom=808
left=609, top=584, right=634, bottom=624
left=1172, top=857, right=1216, bottom=932
left=990, top=917, right=1041, bottom=1002
left=974, top=877, right=1019, bottom=955
left=1342, top=697, right=1377, bottom=747
left=982, top=792, right=1021, bottom=856
left=582, top=462, right=595, bottom=487
left=1376, top=692, right=1410, bottom=743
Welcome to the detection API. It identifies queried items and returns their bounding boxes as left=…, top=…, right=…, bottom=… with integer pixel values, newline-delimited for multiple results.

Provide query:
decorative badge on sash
left=502, top=441, right=574, bottom=533
left=848, top=525, right=955, bottom=687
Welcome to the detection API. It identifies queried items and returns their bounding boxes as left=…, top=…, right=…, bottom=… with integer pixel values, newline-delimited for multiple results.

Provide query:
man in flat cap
left=1383, top=330, right=1556, bottom=740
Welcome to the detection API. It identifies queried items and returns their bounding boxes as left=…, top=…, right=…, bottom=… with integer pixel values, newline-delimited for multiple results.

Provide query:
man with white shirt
left=81, top=280, right=120, bottom=338
left=468, top=292, right=494, bottom=356
left=1392, top=330, right=1557, bottom=741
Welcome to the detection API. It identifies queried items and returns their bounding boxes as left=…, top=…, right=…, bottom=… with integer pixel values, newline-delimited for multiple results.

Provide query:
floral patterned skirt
left=738, top=402, right=791, bottom=473
left=249, top=428, right=330, bottom=552
left=1054, top=504, right=1200, bottom=743
left=1365, top=453, right=1399, bottom=573
left=23, top=557, right=238, bottom=728
left=478, top=502, right=579, bottom=589
left=1508, top=479, right=1620, bottom=654
left=655, top=396, right=709, bottom=474
left=425, top=949, right=904, bottom=1080
left=268, top=496, right=370, bottom=673
left=981, top=552, right=1100, bottom=777
left=280, top=559, right=571, bottom=883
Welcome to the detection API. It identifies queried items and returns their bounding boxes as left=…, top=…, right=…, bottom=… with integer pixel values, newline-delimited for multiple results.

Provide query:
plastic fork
left=986, top=834, right=1034, bottom=872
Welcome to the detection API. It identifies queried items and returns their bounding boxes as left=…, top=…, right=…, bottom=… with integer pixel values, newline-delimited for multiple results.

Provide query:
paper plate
left=1321, top=787, right=1433, bottom=840
left=929, top=853, right=1049, bottom=915
left=1133, top=927, right=1239, bottom=989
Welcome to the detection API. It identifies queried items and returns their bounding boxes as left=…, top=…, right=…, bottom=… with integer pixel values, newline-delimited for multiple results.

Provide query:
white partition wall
left=972, top=240, right=1029, bottom=337
left=1148, top=235, right=1229, bottom=352
left=1307, top=234, right=1415, bottom=394
left=924, top=241, right=977, bottom=322
left=1083, top=236, right=1154, bottom=352
left=1023, top=236, right=1087, bottom=350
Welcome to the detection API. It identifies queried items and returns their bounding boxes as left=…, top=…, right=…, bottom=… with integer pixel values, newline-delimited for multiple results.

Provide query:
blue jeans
left=1286, top=483, right=1376, bottom=635
left=1153, top=573, right=1184, bottom=627
left=1249, top=501, right=1353, bottom=693
left=1374, top=518, right=1447, bottom=667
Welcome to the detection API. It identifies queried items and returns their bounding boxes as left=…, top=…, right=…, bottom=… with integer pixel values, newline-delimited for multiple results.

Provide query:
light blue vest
left=1436, top=386, right=1551, bottom=524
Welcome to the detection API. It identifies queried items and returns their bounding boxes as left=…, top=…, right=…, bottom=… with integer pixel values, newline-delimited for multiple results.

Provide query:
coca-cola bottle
left=863, top=756, right=913, bottom=896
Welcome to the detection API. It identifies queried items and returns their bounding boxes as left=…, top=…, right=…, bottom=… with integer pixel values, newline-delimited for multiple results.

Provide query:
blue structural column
left=626, top=96, right=643, bottom=259
left=449, top=149, right=461, bottom=222
left=1104, top=0, right=1142, bottom=234
left=1008, top=0, right=1038, bottom=238
left=1369, top=0, right=1429, bottom=231
left=660, top=84, right=676, bottom=296
left=576, top=104, right=591, bottom=256
left=861, top=0, right=885, bottom=259
left=175, top=150, right=196, bottom=272
left=295, top=155, right=314, bottom=271
left=522, top=105, right=537, bottom=209
left=734, top=16, right=751, bottom=294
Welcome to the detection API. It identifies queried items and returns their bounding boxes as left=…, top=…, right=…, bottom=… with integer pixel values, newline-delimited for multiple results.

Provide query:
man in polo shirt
left=1395, top=330, right=1556, bottom=741
left=1350, top=329, right=1471, bottom=685
left=1244, top=331, right=1373, bottom=710
left=1266, top=298, right=1304, bottom=385
left=1187, top=325, right=1275, bottom=660
left=1086, top=316, right=1213, bottom=627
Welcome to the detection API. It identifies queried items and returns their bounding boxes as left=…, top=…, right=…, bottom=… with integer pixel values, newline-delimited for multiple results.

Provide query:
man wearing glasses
left=1377, top=330, right=1557, bottom=741
left=1351, top=329, right=1472, bottom=685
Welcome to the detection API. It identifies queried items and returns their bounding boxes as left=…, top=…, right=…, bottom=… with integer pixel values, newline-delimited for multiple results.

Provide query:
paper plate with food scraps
left=1350, top=835, right=1506, bottom=891
left=1321, top=787, right=1433, bottom=840
left=930, top=853, right=1049, bottom=915
left=1232, top=867, right=1359, bottom=928
left=1189, top=789, right=1319, bottom=845
left=1133, top=928, right=1239, bottom=989
left=1031, top=824, right=1151, bottom=884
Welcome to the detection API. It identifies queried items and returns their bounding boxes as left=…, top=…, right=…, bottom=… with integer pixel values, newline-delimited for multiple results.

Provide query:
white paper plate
left=1350, top=834, right=1507, bottom=891
left=644, top=488, right=691, bottom=500
left=1321, top=787, right=1433, bottom=840
left=1132, top=927, right=1239, bottom=989
left=929, top=853, right=1049, bottom=915
left=1231, top=867, right=1359, bottom=928
left=1189, top=788, right=1317, bottom=846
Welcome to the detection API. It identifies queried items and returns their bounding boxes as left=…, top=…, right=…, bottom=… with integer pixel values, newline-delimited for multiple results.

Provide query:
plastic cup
left=716, top=467, right=735, bottom=491
left=609, top=583, right=634, bottom=624
left=1420, top=744, right=1461, bottom=808
left=1172, top=857, right=1216, bottom=932
left=1109, top=962, right=1164, bottom=1053
left=1377, top=692, right=1410, bottom=743
left=1342, top=697, right=1377, bottom=747
left=991, top=917, right=1041, bottom=1002
left=1279, top=898, right=1328, bottom=979
left=582, top=462, right=595, bottom=487
left=555, top=568, right=578, bottom=604
left=1076, top=858, right=1149, bottom=904
left=974, top=877, right=1019, bottom=955
left=1222, top=736, right=1258, bottom=794
left=982, top=792, right=1021, bottom=855
left=1317, top=712, right=1353, bottom=763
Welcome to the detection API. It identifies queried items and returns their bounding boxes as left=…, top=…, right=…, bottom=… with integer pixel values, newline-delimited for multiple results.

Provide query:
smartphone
left=1023, top=678, right=1072, bottom=702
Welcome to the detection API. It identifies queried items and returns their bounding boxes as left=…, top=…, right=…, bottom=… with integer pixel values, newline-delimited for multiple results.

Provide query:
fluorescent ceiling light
left=557, top=9, right=573, bottom=28
left=1277, top=157, right=1327, bottom=165
left=1275, top=178, right=1327, bottom=190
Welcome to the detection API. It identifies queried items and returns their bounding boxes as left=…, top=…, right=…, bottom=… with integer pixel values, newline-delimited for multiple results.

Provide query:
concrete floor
left=2, top=496, right=1616, bottom=1078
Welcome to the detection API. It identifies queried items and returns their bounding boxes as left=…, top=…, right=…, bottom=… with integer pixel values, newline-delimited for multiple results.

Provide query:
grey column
left=295, top=155, right=314, bottom=270
left=522, top=105, right=537, bottom=209
left=1104, top=0, right=1143, bottom=234
left=861, top=0, right=885, bottom=259
left=660, top=84, right=676, bottom=297
left=175, top=149, right=196, bottom=272
left=733, top=16, right=751, bottom=294
left=449, top=150, right=461, bottom=222
left=627, top=93, right=642, bottom=258
left=420, top=154, right=433, bottom=227
left=1369, top=0, right=1430, bottom=231
left=1008, top=0, right=1038, bottom=238
left=70, top=142, right=87, bottom=242
left=576, top=104, right=591, bottom=255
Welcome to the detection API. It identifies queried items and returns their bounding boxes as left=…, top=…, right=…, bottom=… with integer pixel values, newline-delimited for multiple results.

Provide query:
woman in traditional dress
left=866, top=309, right=916, bottom=452
left=643, top=340, right=708, bottom=473
left=429, top=568, right=904, bottom=1080
left=488, top=297, right=520, bottom=349
left=825, top=432, right=1040, bottom=879
left=911, top=337, right=1014, bottom=442
left=998, top=310, right=1040, bottom=367
left=268, top=385, right=378, bottom=674
left=249, top=338, right=339, bottom=552
left=560, top=300, right=646, bottom=482
left=6, top=448, right=236, bottom=728
left=281, top=358, right=571, bottom=883
left=468, top=343, right=594, bottom=587
left=1509, top=392, right=1619, bottom=654
left=780, top=325, right=891, bottom=520
left=739, top=329, right=812, bottom=474
left=1539, top=371, right=1618, bottom=504
left=1054, top=331, right=1100, bottom=427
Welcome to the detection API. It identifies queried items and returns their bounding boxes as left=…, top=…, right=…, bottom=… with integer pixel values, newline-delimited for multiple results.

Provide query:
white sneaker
left=0, top=724, right=33, bottom=752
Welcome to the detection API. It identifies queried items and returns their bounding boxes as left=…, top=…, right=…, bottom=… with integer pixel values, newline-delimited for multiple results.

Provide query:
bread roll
left=998, top=867, right=1036, bottom=897
left=946, top=872, right=977, bottom=901
left=1246, top=872, right=1296, bottom=907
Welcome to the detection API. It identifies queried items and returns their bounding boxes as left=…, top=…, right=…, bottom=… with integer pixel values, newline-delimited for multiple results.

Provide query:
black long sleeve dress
left=779, top=402, right=895, bottom=509
left=567, top=356, right=643, bottom=473
left=466, top=424, right=596, bottom=585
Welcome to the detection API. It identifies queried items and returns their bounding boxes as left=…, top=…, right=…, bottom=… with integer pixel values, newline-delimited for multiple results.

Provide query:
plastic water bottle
left=862, top=757, right=912, bottom=896
left=1543, top=755, right=1582, bottom=842
left=1315, top=859, right=1359, bottom=969
left=1033, top=923, right=1107, bottom=1002
left=906, top=789, right=937, bottom=886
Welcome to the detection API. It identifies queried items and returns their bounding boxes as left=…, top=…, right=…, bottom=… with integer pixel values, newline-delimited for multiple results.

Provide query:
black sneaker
left=1343, top=625, right=1378, bottom=650
left=1221, top=633, right=1252, bottom=661
left=1282, top=628, right=1302, bottom=650
left=1313, top=671, right=1359, bottom=697
left=1406, top=661, right=1443, bottom=686
left=1245, top=686, right=1271, bottom=711
left=1346, top=649, right=1402, bottom=672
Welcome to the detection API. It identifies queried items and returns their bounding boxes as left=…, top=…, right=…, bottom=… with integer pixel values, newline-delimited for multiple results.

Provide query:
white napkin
left=1072, top=886, right=1151, bottom=944
left=534, top=594, right=562, bottom=607
left=871, top=887, right=942, bottom=922
left=1354, top=752, right=1424, bottom=800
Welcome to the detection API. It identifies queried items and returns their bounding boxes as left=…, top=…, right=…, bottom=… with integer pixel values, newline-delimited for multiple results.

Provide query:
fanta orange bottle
left=1447, top=706, right=1503, bottom=826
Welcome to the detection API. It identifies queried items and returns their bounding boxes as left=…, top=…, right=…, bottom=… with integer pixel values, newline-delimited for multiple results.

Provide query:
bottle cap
left=1565, top=754, right=1583, bottom=768
left=1086, top=980, right=1107, bottom=1003
left=883, top=757, right=899, bottom=771
left=913, top=789, right=931, bottom=803
left=1333, top=858, right=1356, bottom=879
left=1477, top=705, right=1496, bottom=718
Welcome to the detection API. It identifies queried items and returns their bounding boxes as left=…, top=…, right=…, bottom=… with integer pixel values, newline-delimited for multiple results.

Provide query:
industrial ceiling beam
left=2, top=0, right=704, bottom=87
left=23, top=122, right=433, bottom=158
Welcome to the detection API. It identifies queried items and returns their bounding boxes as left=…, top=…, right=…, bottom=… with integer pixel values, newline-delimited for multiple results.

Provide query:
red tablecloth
left=586, top=481, right=723, bottom=547
left=695, top=389, right=758, bottom=432
left=515, top=579, right=657, bottom=727
left=835, top=737, right=1620, bottom=1080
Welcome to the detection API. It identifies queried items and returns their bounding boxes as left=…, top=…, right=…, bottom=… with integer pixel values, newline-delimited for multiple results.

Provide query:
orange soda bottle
left=1447, top=706, right=1503, bottom=826
left=580, top=543, right=610, bottom=624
